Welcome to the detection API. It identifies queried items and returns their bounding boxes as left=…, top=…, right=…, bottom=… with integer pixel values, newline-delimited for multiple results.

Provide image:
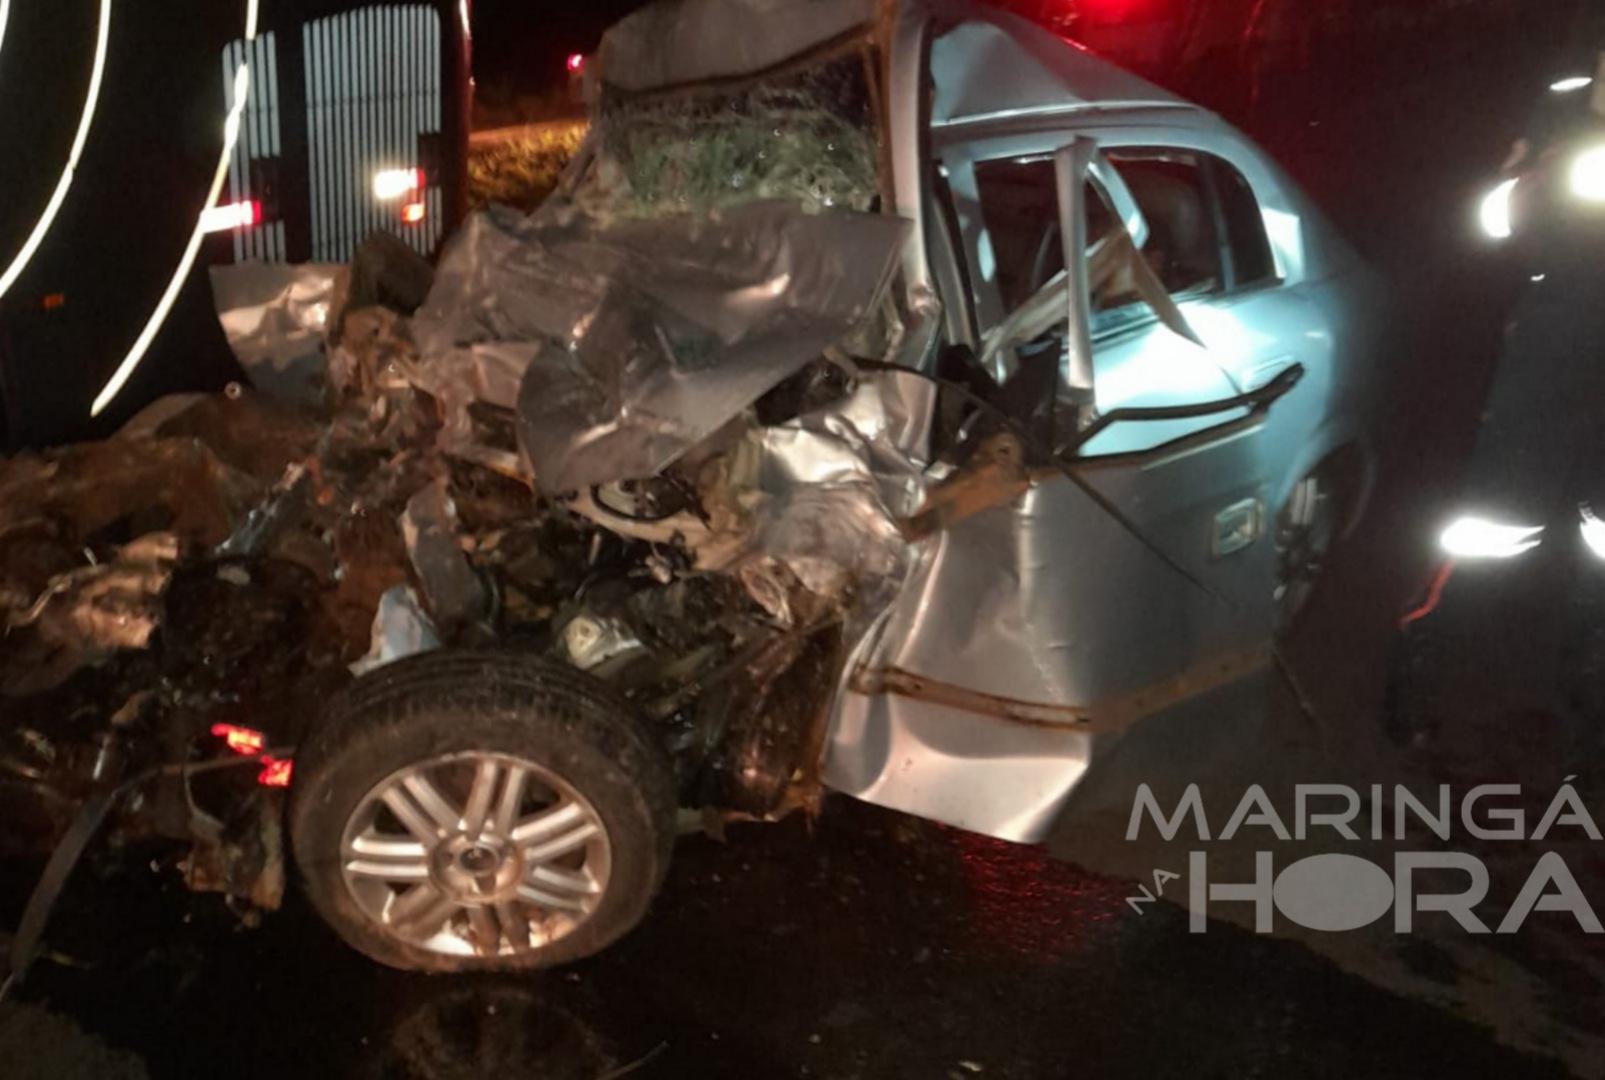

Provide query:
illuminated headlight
left=373, top=168, right=424, bottom=201
left=1568, top=146, right=1605, bottom=203
left=1439, top=516, right=1544, bottom=559
left=1478, top=178, right=1519, bottom=239
left=1580, top=507, right=1605, bottom=560
left=1550, top=75, right=1594, bottom=93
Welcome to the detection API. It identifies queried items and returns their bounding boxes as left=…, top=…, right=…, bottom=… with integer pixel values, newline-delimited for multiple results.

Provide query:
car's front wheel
left=1274, top=448, right=1364, bottom=631
left=289, top=650, right=676, bottom=972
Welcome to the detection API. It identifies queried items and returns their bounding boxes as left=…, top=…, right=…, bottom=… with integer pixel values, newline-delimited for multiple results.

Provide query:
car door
left=824, top=129, right=1312, bottom=841
left=954, top=134, right=1282, bottom=634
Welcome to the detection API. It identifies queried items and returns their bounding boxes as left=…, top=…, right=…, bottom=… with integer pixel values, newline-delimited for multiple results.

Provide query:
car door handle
left=1212, top=498, right=1264, bottom=557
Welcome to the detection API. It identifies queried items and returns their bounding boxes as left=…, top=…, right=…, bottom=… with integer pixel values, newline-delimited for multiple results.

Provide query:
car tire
left=1274, top=448, right=1362, bottom=631
left=289, top=649, right=676, bottom=973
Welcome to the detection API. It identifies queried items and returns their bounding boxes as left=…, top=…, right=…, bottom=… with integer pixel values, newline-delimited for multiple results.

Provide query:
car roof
left=598, top=0, right=877, bottom=93
left=599, top=0, right=1196, bottom=125
left=929, top=3, right=1193, bottom=128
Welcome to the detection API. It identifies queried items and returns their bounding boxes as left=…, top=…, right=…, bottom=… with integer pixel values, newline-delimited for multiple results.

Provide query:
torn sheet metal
left=740, top=485, right=908, bottom=624
left=404, top=342, right=538, bottom=479
left=826, top=365, right=937, bottom=466
left=417, top=199, right=908, bottom=362
left=6, top=532, right=179, bottom=694
left=756, top=371, right=929, bottom=511
left=410, top=343, right=533, bottom=418
left=410, top=205, right=597, bottom=358
left=210, top=263, right=342, bottom=408
left=508, top=202, right=911, bottom=493
left=597, top=0, right=874, bottom=92
left=735, top=370, right=927, bottom=642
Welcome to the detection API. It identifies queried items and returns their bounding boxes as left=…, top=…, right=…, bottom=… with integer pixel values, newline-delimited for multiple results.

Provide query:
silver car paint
left=821, top=1, right=1382, bottom=841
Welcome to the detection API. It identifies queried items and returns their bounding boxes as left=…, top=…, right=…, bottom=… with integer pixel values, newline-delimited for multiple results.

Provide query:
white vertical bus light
left=199, top=200, right=262, bottom=233
left=373, top=167, right=423, bottom=200
left=92, top=0, right=261, bottom=417
left=0, top=0, right=113, bottom=304
left=0, top=0, right=12, bottom=64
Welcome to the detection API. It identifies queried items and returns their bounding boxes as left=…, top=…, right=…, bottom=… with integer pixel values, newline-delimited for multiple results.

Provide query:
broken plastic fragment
left=209, top=262, right=342, bottom=408
left=560, top=613, right=644, bottom=671
left=350, top=585, right=443, bottom=676
left=401, top=479, right=488, bottom=633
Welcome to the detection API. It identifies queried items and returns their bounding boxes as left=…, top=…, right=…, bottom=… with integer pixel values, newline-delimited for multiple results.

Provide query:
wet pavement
left=0, top=793, right=1580, bottom=1079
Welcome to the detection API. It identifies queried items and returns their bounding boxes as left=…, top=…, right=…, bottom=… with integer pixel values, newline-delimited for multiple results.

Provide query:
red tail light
left=257, top=756, right=294, bottom=788
left=210, top=722, right=266, bottom=755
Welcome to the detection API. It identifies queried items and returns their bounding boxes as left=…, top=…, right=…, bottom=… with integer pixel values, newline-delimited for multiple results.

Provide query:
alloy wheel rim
left=1274, top=474, right=1336, bottom=616
left=340, top=751, right=612, bottom=959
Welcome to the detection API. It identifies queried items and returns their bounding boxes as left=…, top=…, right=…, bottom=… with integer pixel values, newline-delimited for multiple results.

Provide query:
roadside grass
left=468, top=121, right=587, bottom=212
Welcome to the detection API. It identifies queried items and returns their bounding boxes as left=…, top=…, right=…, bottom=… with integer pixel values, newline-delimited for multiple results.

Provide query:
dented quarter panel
left=824, top=463, right=1269, bottom=841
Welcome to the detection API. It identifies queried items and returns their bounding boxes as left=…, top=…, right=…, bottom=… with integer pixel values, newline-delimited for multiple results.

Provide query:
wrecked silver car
left=2, top=0, right=1381, bottom=973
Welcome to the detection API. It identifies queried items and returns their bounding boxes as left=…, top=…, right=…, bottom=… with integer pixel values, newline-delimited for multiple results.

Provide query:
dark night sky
left=469, top=0, right=1603, bottom=102
left=471, top=0, right=648, bottom=96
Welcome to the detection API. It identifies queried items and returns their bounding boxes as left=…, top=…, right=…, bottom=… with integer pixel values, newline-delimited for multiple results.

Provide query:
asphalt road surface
left=0, top=790, right=1584, bottom=1080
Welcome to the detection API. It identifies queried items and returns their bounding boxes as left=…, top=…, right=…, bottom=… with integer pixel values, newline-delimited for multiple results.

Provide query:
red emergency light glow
left=210, top=722, right=266, bottom=756
left=1079, top=0, right=1147, bottom=19
left=400, top=201, right=427, bottom=225
left=257, top=756, right=294, bottom=788
left=1399, top=561, right=1456, bottom=628
left=566, top=52, right=585, bottom=73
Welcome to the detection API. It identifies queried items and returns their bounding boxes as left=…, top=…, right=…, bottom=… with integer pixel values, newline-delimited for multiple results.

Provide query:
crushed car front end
left=2, top=0, right=1380, bottom=974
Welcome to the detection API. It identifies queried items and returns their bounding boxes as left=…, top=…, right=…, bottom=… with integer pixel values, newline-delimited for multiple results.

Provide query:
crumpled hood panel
left=414, top=200, right=910, bottom=494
